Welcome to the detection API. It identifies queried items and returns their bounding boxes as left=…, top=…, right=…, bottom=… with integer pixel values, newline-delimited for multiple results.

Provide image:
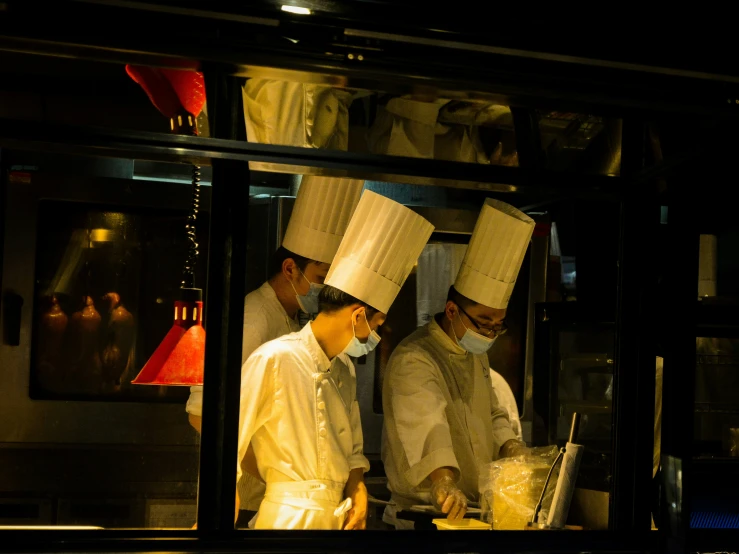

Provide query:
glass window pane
left=538, top=111, right=621, bottom=175
left=234, top=165, right=613, bottom=531
left=0, top=153, right=205, bottom=529
left=691, top=228, right=739, bottom=529
left=241, top=77, right=518, bottom=166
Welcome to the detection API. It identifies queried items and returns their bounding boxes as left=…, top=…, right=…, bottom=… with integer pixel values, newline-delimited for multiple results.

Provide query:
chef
left=186, top=175, right=364, bottom=526
left=382, top=198, right=535, bottom=528
left=489, top=369, right=523, bottom=441
left=236, top=190, right=434, bottom=530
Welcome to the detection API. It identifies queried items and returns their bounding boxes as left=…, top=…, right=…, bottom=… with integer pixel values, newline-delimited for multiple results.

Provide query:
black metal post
left=197, top=70, right=250, bottom=532
left=610, top=117, right=658, bottom=531
left=0, top=148, right=5, bottom=296
left=660, top=171, right=698, bottom=554
left=511, top=107, right=545, bottom=170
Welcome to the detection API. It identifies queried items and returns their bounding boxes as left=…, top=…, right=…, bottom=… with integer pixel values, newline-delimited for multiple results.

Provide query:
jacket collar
left=299, top=322, right=332, bottom=373
left=430, top=314, right=467, bottom=357
left=261, top=281, right=296, bottom=325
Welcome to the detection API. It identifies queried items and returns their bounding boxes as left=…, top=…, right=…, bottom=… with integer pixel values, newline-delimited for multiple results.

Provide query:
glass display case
left=31, top=201, right=208, bottom=401
left=532, top=303, right=615, bottom=496
left=0, top=161, right=207, bottom=529
left=686, top=232, right=739, bottom=529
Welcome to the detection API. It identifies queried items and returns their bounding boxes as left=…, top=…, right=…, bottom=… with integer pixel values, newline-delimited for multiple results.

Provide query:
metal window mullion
left=610, top=116, right=658, bottom=531
left=196, top=69, right=249, bottom=533
left=661, top=173, right=699, bottom=553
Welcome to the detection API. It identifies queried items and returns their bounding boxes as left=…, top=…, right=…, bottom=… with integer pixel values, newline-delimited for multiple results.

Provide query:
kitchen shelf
left=561, top=401, right=612, bottom=415
left=697, top=300, right=739, bottom=336
left=694, top=402, right=739, bottom=415
left=696, top=355, right=739, bottom=366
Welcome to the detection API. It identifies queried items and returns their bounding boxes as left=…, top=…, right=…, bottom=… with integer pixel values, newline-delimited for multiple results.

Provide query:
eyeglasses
left=457, top=305, right=508, bottom=338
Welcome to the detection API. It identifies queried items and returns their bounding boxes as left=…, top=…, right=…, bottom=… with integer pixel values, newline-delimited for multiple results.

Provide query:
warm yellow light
left=281, top=5, right=311, bottom=15
left=89, top=228, right=114, bottom=242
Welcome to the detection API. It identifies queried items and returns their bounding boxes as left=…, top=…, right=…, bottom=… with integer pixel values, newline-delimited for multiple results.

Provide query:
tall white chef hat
left=325, top=190, right=434, bottom=313
left=282, top=176, right=365, bottom=264
left=454, top=198, right=535, bottom=309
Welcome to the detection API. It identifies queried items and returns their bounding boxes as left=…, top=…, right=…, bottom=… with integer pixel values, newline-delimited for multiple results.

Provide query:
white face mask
left=289, top=269, right=324, bottom=315
left=342, top=311, right=381, bottom=358
left=454, top=312, right=497, bottom=354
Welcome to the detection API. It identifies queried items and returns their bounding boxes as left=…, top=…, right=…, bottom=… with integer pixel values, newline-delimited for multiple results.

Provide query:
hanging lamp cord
left=182, top=164, right=201, bottom=289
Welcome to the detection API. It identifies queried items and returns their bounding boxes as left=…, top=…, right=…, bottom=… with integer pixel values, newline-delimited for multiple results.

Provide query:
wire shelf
left=696, top=355, right=739, bottom=366
left=694, top=402, right=739, bottom=414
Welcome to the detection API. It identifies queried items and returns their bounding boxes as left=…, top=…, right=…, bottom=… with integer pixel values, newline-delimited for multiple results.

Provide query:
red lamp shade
left=126, top=65, right=208, bottom=387
left=132, top=289, right=205, bottom=386
left=125, top=65, right=206, bottom=134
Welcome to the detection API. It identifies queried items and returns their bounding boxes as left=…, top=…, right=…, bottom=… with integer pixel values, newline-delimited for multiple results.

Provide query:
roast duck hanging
left=101, top=292, right=135, bottom=391
left=67, top=295, right=102, bottom=393
left=37, top=295, right=68, bottom=391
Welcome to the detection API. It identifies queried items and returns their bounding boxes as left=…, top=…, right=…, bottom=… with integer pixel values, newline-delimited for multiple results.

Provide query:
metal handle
left=569, top=412, right=581, bottom=444
left=531, top=448, right=564, bottom=524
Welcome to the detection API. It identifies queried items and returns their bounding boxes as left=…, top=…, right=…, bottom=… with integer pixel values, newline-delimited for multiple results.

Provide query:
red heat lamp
left=127, top=65, right=207, bottom=386
left=132, top=290, right=205, bottom=385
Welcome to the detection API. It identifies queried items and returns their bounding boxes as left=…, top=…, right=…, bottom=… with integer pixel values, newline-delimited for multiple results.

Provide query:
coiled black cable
left=181, top=164, right=201, bottom=289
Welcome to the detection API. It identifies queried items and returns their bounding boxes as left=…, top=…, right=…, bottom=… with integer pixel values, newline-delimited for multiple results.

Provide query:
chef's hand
left=343, top=468, right=368, bottom=530
left=500, top=439, right=531, bottom=459
left=234, top=489, right=240, bottom=525
left=429, top=469, right=467, bottom=521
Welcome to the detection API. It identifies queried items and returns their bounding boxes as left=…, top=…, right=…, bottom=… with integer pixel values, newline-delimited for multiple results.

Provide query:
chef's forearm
left=242, top=443, right=264, bottom=482
left=188, top=414, right=202, bottom=434
left=500, top=439, right=527, bottom=458
left=344, top=467, right=365, bottom=496
left=429, top=467, right=455, bottom=484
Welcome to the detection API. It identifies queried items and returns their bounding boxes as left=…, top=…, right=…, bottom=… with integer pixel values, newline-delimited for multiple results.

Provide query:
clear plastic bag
left=479, top=446, right=559, bottom=530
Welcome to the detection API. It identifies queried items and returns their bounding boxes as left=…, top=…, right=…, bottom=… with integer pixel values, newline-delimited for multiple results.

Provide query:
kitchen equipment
left=546, top=413, right=584, bottom=529
left=532, top=303, right=614, bottom=493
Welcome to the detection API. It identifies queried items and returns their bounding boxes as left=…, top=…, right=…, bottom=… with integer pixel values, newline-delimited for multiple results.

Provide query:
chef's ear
left=350, top=305, right=365, bottom=325
left=281, top=257, right=298, bottom=279
left=444, top=300, right=458, bottom=321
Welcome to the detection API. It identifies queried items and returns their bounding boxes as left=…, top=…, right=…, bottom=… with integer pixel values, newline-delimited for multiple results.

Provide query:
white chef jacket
left=236, top=323, right=370, bottom=528
left=489, top=369, right=523, bottom=441
left=186, top=281, right=299, bottom=511
left=242, top=80, right=354, bottom=150
left=382, top=315, right=518, bottom=511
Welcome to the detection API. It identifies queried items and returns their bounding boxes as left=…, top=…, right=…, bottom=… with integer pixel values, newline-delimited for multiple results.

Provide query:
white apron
left=253, top=480, right=352, bottom=530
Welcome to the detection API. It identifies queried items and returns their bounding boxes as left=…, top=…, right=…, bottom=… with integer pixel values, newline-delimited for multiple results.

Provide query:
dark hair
left=446, top=285, right=478, bottom=311
left=318, top=285, right=380, bottom=318
left=271, top=246, right=311, bottom=277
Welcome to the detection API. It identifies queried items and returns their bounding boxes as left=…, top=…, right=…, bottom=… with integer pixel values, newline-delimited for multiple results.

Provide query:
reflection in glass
left=532, top=305, right=614, bottom=502
left=539, top=112, right=620, bottom=175
left=242, top=79, right=518, bottom=166
left=31, top=202, right=207, bottom=402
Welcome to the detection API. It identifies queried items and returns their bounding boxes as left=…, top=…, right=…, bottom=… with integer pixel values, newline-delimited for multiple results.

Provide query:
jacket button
left=319, top=428, right=327, bottom=437
left=318, top=401, right=326, bottom=410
